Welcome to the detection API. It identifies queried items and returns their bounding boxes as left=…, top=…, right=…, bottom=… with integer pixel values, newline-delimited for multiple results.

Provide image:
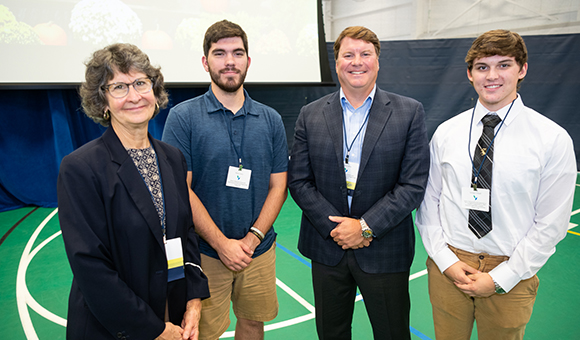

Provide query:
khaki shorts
left=198, top=243, right=278, bottom=340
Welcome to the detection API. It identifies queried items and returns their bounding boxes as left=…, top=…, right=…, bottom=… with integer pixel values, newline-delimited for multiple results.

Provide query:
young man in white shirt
left=416, top=29, right=576, bottom=339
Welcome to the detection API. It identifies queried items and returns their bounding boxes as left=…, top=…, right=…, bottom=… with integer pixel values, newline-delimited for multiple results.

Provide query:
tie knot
left=482, top=114, right=501, bottom=128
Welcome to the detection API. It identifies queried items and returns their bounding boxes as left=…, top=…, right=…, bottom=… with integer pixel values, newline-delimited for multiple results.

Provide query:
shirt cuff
left=431, top=246, right=461, bottom=273
left=488, top=261, right=520, bottom=293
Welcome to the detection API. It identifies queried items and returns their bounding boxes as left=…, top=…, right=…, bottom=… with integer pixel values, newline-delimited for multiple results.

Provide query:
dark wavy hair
left=203, top=20, right=249, bottom=57
left=79, top=43, right=169, bottom=126
left=333, top=26, right=381, bottom=61
left=465, top=29, right=528, bottom=87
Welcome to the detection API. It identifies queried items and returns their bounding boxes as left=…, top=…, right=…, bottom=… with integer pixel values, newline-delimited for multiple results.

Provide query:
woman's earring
left=103, top=110, right=110, bottom=120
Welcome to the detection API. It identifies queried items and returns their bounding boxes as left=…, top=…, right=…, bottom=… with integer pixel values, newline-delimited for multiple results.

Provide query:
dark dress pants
left=312, top=249, right=411, bottom=340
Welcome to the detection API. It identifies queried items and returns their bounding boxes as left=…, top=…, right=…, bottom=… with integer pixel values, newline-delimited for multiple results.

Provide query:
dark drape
left=1, top=33, right=578, bottom=211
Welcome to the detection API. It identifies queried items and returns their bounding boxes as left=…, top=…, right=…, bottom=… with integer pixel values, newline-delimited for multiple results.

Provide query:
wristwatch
left=493, top=279, right=506, bottom=294
left=360, top=218, right=373, bottom=239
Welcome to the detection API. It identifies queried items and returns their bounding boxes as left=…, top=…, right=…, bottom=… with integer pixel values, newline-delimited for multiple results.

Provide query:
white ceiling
left=322, top=0, right=580, bottom=41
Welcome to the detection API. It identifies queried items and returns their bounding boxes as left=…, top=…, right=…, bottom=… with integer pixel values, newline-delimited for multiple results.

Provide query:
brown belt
left=448, top=244, right=509, bottom=273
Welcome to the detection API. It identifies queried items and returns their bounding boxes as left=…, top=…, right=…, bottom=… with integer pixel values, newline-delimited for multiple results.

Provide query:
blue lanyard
left=221, top=109, right=247, bottom=170
left=342, top=110, right=370, bottom=164
left=468, top=99, right=515, bottom=189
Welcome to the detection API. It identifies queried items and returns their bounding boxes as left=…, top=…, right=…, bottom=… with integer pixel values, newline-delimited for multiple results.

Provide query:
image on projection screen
left=0, top=0, right=322, bottom=85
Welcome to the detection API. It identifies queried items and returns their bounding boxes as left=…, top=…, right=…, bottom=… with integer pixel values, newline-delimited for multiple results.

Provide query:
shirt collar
left=474, top=94, right=524, bottom=127
left=339, top=85, right=376, bottom=113
left=204, top=86, right=258, bottom=116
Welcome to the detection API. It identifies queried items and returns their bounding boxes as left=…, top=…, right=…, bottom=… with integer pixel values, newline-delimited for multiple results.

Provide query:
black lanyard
left=468, top=99, right=514, bottom=189
left=221, top=109, right=248, bottom=170
left=342, top=111, right=370, bottom=164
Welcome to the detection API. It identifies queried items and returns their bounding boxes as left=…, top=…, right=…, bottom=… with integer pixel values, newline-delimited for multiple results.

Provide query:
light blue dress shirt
left=340, top=85, right=376, bottom=209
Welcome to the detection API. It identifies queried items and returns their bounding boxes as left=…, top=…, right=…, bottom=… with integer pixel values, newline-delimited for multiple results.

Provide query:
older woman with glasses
left=57, top=43, right=209, bottom=340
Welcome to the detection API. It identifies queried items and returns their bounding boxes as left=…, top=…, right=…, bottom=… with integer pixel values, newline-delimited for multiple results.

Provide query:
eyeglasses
left=102, top=77, right=154, bottom=98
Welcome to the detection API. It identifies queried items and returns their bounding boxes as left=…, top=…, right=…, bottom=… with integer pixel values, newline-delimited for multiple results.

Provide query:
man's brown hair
left=333, top=26, right=380, bottom=60
left=465, top=29, right=528, bottom=86
left=203, top=20, right=249, bottom=57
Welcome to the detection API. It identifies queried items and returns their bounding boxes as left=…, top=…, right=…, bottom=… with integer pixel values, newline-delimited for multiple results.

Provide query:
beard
left=208, top=65, right=248, bottom=93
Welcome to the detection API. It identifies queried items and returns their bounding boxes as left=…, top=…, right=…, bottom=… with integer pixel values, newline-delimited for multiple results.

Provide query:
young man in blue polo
left=163, top=20, right=288, bottom=340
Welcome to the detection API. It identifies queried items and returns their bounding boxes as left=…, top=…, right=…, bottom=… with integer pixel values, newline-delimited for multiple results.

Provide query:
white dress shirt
left=416, top=95, right=576, bottom=292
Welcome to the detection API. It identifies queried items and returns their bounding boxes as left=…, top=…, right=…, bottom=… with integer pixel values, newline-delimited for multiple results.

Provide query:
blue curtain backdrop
left=1, top=34, right=579, bottom=211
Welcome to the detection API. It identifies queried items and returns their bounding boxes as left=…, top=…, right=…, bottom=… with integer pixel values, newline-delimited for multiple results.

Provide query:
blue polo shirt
left=162, top=87, right=288, bottom=259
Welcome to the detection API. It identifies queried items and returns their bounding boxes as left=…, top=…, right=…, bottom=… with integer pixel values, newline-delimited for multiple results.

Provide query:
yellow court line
left=568, top=230, right=580, bottom=236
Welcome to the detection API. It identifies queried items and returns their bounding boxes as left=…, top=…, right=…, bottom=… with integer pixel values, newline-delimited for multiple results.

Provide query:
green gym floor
left=1, top=174, right=579, bottom=339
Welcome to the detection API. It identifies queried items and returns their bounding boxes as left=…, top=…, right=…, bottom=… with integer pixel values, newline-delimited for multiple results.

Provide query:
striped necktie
left=468, top=113, right=501, bottom=238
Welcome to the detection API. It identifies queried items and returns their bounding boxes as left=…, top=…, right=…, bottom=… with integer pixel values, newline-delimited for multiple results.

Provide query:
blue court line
left=410, top=326, right=432, bottom=340
left=276, top=242, right=311, bottom=268
left=276, top=242, right=433, bottom=340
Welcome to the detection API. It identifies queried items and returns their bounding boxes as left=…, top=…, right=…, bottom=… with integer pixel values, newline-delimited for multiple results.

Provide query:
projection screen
left=0, top=0, right=332, bottom=86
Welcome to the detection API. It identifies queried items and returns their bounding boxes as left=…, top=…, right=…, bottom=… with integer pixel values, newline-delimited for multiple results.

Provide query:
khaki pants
left=426, top=246, right=539, bottom=340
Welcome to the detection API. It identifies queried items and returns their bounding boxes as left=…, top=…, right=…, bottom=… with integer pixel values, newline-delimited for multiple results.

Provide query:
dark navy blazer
left=288, top=88, right=430, bottom=274
left=57, top=127, right=209, bottom=339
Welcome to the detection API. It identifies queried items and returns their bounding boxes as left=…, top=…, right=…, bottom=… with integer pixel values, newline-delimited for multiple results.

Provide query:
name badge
left=344, top=162, right=360, bottom=190
left=226, top=166, right=252, bottom=190
left=462, top=187, right=490, bottom=212
left=165, top=237, right=185, bottom=282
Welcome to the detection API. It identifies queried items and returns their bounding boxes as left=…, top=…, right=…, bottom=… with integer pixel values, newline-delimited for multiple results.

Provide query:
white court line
left=16, top=208, right=61, bottom=340
left=275, top=278, right=316, bottom=314
left=410, top=269, right=429, bottom=280
left=355, top=269, right=428, bottom=302
left=221, top=278, right=317, bottom=337
left=17, top=209, right=323, bottom=339
left=223, top=269, right=429, bottom=336
left=25, top=229, right=67, bottom=327
left=570, top=209, right=580, bottom=230
left=569, top=207, right=580, bottom=230
left=17, top=209, right=429, bottom=339
left=221, top=185, right=576, bottom=337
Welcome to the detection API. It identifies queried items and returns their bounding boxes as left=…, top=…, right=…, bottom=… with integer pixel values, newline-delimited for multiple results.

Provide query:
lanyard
left=468, top=99, right=515, bottom=189
left=342, top=110, right=370, bottom=164
left=221, top=109, right=247, bottom=170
